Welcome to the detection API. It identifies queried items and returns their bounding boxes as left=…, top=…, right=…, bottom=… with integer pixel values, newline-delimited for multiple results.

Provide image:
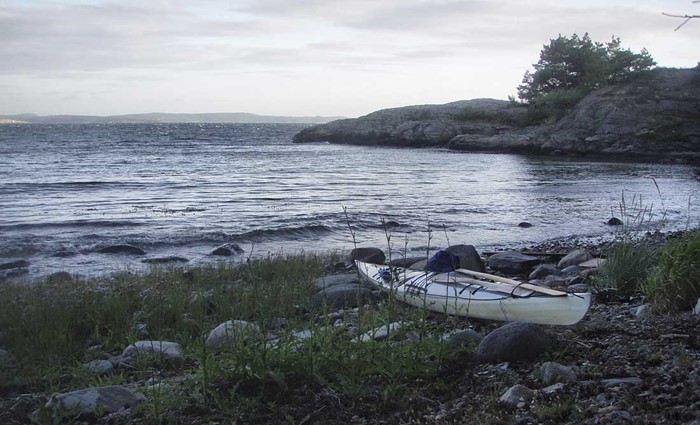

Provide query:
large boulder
left=445, top=244, right=485, bottom=272
left=477, top=322, right=553, bottom=363
left=349, top=247, right=386, bottom=265
left=487, top=251, right=540, bottom=275
left=314, top=273, right=363, bottom=291
left=312, top=284, right=374, bottom=310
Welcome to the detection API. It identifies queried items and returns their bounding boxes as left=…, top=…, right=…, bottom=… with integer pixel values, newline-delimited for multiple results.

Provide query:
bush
left=643, top=230, right=700, bottom=312
left=594, top=240, right=658, bottom=295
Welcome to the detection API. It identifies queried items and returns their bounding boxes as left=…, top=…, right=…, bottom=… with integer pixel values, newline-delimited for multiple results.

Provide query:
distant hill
left=0, top=112, right=345, bottom=124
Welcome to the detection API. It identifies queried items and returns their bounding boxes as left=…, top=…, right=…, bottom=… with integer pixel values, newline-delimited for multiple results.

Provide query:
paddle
left=455, top=268, right=567, bottom=297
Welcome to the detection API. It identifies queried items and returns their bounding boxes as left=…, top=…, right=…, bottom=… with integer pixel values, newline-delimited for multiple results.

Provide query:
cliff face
left=293, top=68, right=700, bottom=162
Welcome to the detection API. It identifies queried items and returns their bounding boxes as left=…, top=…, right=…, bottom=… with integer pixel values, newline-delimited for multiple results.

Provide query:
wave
left=0, top=220, right=143, bottom=232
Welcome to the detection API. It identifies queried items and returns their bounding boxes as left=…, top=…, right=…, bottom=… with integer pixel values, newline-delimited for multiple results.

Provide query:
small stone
left=541, top=382, right=566, bottom=394
left=601, top=377, right=643, bottom=387
left=84, top=359, right=114, bottom=376
left=518, top=222, right=533, bottom=228
left=578, top=258, right=606, bottom=269
left=607, top=217, right=623, bottom=226
left=359, top=322, right=402, bottom=342
left=499, top=384, right=535, bottom=407
left=205, top=320, right=261, bottom=349
left=122, top=341, right=183, bottom=361
left=540, top=361, right=578, bottom=385
left=529, top=264, right=560, bottom=280
left=561, top=265, right=582, bottom=276
left=635, top=304, right=651, bottom=320
left=693, top=298, right=700, bottom=316
left=567, top=283, right=589, bottom=293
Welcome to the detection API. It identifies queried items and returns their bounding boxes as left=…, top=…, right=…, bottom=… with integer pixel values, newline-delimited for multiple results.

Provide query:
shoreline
left=1, top=229, right=699, bottom=423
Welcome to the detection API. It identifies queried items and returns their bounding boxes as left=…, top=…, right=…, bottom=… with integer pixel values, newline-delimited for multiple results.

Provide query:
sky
left=1, top=0, right=698, bottom=118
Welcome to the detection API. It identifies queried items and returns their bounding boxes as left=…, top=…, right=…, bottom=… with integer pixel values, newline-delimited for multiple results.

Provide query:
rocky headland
left=293, top=67, right=700, bottom=163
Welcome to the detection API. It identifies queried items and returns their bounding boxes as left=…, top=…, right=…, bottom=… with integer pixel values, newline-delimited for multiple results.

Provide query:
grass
left=0, top=252, right=472, bottom=423
left=643, top=229, right=700, bottom=313
left=594, top=240, right=658, bottom=296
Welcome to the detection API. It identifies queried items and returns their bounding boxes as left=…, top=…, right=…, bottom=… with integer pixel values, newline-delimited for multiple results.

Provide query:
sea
left=1, top=123, right=699, bottom=281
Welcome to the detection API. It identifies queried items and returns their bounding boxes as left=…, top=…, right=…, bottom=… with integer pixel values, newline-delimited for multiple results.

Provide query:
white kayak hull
left=356, top=261, right=591, bottom=326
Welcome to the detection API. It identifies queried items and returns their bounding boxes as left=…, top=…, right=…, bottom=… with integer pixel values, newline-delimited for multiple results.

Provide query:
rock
left=579, top=258, right=606, bottom=269
left=518, top=222, right=533, bottom=228
left=529, top=264, right=560, bottom=280
left=635, top=304, right=651, bottom=320
left=388, top=257, right=425, bottom=268
left=601, top=377, right=643, bottom=387
left=141, top=256, right=189, bottom=264
left=98, top=245, right=146, bottom=255
left=359, top=322, right=403, bottom=342
left=540, top=362, right=578, bottom=385
left=122, top=340, right=183, bottom=360
left=46, top=271, right=73, bottom=282
left=541, top=382, right=566, bottom=395
left=558, top=249, right=592, bottom=269
left=607, top=217, right=624, bottom=226
left=445, top=244, right=485, bottom=272
left=211, top=243, right=244, bottom=256
left=499, top=384, right=535, bottom=407
left=567, top=283, right=589, bottom=293
left=84, top=359, right=114, bottom=376
left=409, top=259, right=428, bottom=270
left=477, top=322, right=553, bottom=363
left=544, top=275, right=569, bottom=288
left=315, top=273, right=363, bottom=291
left=349, top=247, right=386, bottom=265
left=205, top=320, right=261, bottom=349
left=0, top=260, right=30, bottom=270
left=561, top=265, right=582, bottom=276
left=694, top=298, right=700, bottom=316
left=444, top=329, right=483, bottom=348
left=44, top=386, right=145, bottom=417
left=312, top=284, right=374, bottom=311
left=487, top=251, right=540, bottom=275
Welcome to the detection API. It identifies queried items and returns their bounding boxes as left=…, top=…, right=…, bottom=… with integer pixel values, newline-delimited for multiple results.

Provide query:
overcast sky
left=1, top=0, right=698, bottom=117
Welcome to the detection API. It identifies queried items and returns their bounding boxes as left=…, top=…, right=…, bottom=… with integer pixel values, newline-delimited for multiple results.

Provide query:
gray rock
left=694, top=298, right=700, bottom=316
left=540, top=362, right=578, bottom=385
left=211, top=243, right=244, bottom=256
left=44, top=386, right=145, bottom=417
left=477, top=322, right=553, bottom=363
left=487, top=251, right=540, bottom=275
left=349, top=247, right=386, bottom=265
left=84, top=359, right=114, bottom=376
left=0, top=260, right=30, bottom=270
left=561, top=265, right=582, bottom=276
left=205, top=320, right=261, bottom=349
left=122, top=340, right=183, bottom=360
left=312, top=284, right=374, bottom=311
left=541, top=382, right=567, bottom=395
left=558, top=249, right=592, bottom=269
left=529, top=264, right=560, bottom=280
left=444, top=329, right=483, bottom=348
left=601, top=377, right=643, bottom=387
left=141, top=256, right=189, bottom=264
left=567, top=283, right=589, bottom=293
left=518, top=222, right=533, bottom=228
left=635, top=304, right=651, bottom=320
left=409, top=259, right=428, bottom=270
left=315, top=273, right=363, bottom=291
left=98, top=245, right=146, bottom=255
left=499, top=384, right=535, bottom=407
left=445, top=244, right=485, bottom=272
left=46, top=271, right=73, bottom=282
left=544, top=275, right=569, bottom=288
left=359, top=322, right=403, bottom=342
left=607, top=217, right=624, bottom=226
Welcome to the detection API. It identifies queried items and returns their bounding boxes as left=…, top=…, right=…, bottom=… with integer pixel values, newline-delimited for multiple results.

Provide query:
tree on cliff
left=516, top=33, right=655, bottom=118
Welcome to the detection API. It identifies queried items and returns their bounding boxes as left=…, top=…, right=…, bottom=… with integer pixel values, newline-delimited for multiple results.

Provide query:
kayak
left=355, top=261, right=591, bottom=325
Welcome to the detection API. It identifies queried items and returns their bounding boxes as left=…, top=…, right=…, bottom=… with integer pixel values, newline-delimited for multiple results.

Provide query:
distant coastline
left=0, top=112, right=345, bottom=125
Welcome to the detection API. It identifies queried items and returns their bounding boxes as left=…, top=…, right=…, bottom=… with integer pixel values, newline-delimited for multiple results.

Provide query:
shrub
left=643, top=230, right=700, bottom=312
left=594, top=240, right=658, bottom=295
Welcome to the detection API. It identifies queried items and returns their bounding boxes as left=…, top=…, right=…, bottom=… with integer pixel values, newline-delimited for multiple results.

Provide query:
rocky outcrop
left=294, top=68, right=700, bottom=162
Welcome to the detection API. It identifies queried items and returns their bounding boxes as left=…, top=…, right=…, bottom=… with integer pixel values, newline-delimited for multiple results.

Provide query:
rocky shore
left=293, top=67, right=700, bottom=163
left=1, top=232, right=698, bottom=424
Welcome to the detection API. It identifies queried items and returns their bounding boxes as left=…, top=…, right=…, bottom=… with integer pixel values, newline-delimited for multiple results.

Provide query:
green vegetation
left=594, top=240, right=658, bottom=296
left=644, top=230, right=700, bottom=312
left=517, top=33, right=655, bottom=119
left=0, top=254, right=471, bottom=423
